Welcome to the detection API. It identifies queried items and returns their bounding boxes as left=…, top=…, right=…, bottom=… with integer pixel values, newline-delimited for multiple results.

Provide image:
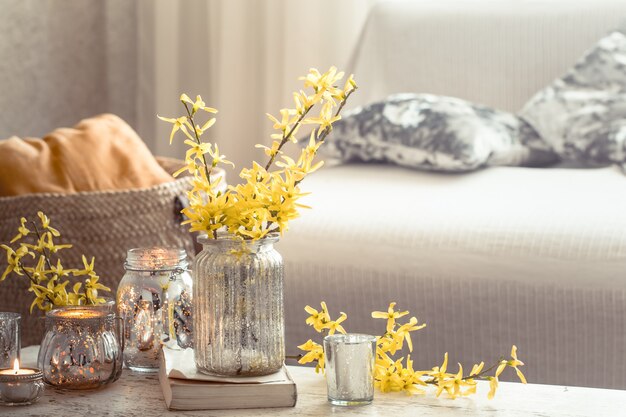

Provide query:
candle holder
left=0, top=362, right=44, bottom=406
left=324, top=334, right=376, bottom=406
left=0, top=312, right=20, bottom=369
left=37, top=303, right=123, bottom=390
left=117, top=247, right=193, bottom=372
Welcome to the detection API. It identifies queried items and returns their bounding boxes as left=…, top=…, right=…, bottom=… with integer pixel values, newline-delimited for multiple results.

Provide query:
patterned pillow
left=520, top=30, right=626, bottom=165
left=320, top=93, right=557, bottom=172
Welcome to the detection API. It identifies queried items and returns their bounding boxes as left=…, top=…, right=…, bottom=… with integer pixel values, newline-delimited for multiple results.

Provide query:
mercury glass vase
left=194, top=234, right=284, bottom=376
left=37, top=302, right=123, bottom=390
left=117, top=248, right=193, bottom=372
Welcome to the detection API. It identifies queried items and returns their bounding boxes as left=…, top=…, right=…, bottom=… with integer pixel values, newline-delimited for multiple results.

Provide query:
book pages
left=163, top=347, right=288, bottom=384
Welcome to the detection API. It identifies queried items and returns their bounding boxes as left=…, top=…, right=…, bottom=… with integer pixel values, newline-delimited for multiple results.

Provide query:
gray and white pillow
left=520, top=29, right=626, bottom=165
left=321, top=93, right=557, bottom=172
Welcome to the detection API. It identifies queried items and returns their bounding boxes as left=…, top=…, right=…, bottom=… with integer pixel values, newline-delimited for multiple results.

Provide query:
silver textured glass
left=0, top=367, right=44, bottom=406
left=324, top=334, right=376, bottom=406
left=0, top=312, right=20, bottom=368
left=37, top=303, right=123, bottom=390
left=117, top=248, right=193, bottom=372
left=194, top=234, right=284, bottom=376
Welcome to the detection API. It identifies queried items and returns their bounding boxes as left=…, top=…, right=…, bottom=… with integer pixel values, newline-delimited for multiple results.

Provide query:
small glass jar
left=37, top=302, right=123, bottom=390
left=324, top=334, right=376, bottom=406
left=117, top=248, right=193, bottom=372
left=194, top=234, right=284, bottom=377
left=0, top=312, right=21, bottom=368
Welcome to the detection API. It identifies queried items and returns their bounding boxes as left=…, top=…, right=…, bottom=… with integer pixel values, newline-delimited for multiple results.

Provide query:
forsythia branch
left=0, top=212, right=111, bottom=313
left=158, top=66, right=357, bottom=240
left=264, top=105, right=313, bottom=171
left=297, top=301, right=527, bottom=399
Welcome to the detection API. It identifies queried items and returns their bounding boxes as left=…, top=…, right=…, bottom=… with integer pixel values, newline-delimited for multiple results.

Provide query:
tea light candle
left=0, top=360, right=34, bottom=376
left=0, top=359, right=44, bottom=406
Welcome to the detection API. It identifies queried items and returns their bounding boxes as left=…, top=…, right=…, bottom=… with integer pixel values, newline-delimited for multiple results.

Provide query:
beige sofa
left=279, top=0, right=626, bottom=390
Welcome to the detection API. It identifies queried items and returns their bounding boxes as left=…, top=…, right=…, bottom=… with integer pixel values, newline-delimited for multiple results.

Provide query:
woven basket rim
left=0, top=175, right=193, bottom=203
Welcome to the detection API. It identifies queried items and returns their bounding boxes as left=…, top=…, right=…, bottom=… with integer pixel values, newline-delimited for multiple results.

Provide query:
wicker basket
left=0, top=159, right=214, bottom=346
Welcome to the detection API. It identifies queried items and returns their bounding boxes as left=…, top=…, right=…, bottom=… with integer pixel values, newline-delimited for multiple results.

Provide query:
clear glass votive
left=0, top=312, right=21, bottom=368
left=324, top=333, right=376, bottom=406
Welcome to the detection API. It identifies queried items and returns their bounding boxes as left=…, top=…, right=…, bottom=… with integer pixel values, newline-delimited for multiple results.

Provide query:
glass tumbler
left=0, top=312, right=20, bottom=368
left=324, top=334, right=376, bottom=406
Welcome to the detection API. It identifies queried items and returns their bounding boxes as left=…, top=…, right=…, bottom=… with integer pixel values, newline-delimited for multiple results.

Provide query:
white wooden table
left=5, top=346, right=626, bottom=416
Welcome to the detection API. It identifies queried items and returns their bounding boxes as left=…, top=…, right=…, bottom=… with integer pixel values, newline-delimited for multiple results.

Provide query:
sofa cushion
left=321, top=93, right=557, bottom=172
left=520, top=29, right=626, bottom=165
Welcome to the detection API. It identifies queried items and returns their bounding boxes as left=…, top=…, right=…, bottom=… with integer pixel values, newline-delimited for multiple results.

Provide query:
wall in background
left=0, top=0, right=137, bottom=140
left=0, top=0, right=380, bottom=171
left=138, top=0, right=381, bottom=169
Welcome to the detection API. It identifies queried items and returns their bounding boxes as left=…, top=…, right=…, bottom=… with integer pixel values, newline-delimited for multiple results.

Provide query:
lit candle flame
left=13, top=358, right=19, bottom=375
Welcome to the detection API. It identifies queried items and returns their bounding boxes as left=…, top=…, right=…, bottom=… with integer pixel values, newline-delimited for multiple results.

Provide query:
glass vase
left=37, top=302, right=123, bottom=390
left=116, top=248, right=193, bottom=372
left=194, top=234, right=284, bottom=376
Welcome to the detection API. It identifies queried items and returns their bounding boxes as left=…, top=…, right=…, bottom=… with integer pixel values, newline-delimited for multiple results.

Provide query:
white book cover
left=159, top=347, right=297, bottom=410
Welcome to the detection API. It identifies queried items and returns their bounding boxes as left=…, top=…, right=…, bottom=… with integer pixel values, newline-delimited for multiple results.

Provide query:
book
left=158, top=348, right=297, bottom=410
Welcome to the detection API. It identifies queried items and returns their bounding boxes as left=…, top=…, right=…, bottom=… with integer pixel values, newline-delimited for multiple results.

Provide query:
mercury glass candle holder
left=324, top=334, right=376, bottom=406
left=38, top=303, right=123, bottom=390
left=0, top=361, right=44, bottom=406
left=0, top=312, right=20, bottom=369
left=117, top=247, right=193, bottom=372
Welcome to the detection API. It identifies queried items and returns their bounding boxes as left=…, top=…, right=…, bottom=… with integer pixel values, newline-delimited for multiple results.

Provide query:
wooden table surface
left=4, top=346, right=626, bottom=416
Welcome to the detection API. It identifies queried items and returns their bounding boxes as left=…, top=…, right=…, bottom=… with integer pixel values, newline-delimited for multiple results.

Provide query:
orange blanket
left=0, top=114, right=173, bottom=196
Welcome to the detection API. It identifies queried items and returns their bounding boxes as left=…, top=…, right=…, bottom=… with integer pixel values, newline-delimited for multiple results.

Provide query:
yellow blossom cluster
left=297, top=301, right=348, bottom=374
left=158, top=67, right=357, bottom=240
left=298, top=301, right=527, bottom=399
left=372, top=302, right=427, bottom=394
left=1, top=212, right=110, bottom=312
left=419, top=345, right=527, bottom=399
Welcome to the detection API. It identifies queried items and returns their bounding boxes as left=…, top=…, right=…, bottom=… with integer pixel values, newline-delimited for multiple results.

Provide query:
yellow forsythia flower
left=304, top=302, right=330, bottom=332
left=297, top=301, right=526, bottom=400
left=324, top=312, right=347, bottom=335
left=1, top=212, right=110, bottom=312
left=297, top=339, right=325, bottom=374
left=509, top=345, right=527, bottom=384
left=160, top=66, right=358, bottom=240
left=371, top=302, right=409, bottom=333
left=488, top=376, right=499, bottom=400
